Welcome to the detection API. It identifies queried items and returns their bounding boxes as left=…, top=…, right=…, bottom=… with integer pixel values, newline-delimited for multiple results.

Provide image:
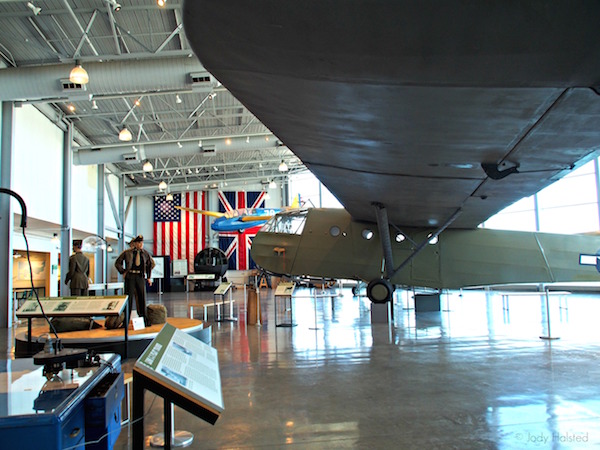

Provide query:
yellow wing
left=241, top=215, right=274, bottom=222
left=175, top=206, right=225, bottom=218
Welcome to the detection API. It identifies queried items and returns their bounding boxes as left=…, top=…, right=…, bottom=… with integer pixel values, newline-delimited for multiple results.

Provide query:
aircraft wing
left=183, top=1, right=600, bottom=229
left=240, top=215, right=273, bottom=222
left=175, top=206, right=224, bottom=218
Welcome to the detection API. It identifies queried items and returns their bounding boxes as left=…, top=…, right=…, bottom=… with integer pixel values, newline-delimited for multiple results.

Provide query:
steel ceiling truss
left=0, top=0, right=307, bottom=194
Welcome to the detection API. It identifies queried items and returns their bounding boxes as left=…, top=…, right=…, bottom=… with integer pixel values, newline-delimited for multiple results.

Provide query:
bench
left=188, top=300, right=236, bottom=321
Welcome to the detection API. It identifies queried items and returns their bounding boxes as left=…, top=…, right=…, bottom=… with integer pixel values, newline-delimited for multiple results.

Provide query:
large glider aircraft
left=183, top=1, right=600, bottom=302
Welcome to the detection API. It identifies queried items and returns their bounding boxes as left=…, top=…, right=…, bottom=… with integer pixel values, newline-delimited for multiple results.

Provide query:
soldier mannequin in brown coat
left=65, top=240, right=90, bottom=296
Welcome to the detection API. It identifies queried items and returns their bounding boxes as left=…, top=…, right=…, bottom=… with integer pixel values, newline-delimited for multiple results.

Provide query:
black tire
left=367, top=279, right=394, bottom=303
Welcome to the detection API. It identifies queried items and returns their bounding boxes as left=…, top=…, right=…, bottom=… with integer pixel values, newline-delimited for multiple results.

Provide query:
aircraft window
left=362, top=229, right=374, bottom=240
left=262, top=210, right=307, bottom=234
left=395, top=233, right=405, bottom=243
left=329, top=226, right=341, bottom=237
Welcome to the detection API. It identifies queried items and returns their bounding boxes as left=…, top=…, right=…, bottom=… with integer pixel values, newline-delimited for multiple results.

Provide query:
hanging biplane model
left=183, top=1, right=600, bottom=302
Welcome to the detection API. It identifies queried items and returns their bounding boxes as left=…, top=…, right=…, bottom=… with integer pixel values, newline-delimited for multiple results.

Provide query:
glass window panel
left=538, top=204, right=599, bottom=234
left=537, top=172, right=597, bottom=208
left=481, top=210, right=537, bottom=231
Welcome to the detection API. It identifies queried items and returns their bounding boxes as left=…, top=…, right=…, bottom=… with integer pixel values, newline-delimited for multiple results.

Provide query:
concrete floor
left=4, top=286, right=600, bottom=449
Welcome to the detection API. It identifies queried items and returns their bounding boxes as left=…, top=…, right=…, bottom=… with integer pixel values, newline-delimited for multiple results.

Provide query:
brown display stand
left=246, top=288, right=262, bottom=325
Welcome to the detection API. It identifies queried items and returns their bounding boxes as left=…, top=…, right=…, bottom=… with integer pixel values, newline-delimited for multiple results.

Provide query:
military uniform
left=114, top=235, right=155, bottom=326
left=65, top=245, right=90, bottom=296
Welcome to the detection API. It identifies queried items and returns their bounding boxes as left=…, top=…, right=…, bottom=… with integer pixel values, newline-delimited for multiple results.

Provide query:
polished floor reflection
left=6, top=286, right=600, bottom=449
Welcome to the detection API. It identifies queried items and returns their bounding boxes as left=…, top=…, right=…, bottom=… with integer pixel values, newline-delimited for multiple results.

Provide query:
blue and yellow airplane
left=176, top=195, right=301, bottom=233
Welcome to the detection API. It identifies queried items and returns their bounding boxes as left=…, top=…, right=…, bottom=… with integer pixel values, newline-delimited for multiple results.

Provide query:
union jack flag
left=218, top=191, right=265, bottom=270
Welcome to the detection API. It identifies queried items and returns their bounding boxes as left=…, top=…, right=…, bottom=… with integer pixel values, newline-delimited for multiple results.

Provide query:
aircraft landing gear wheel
left=367, top=279, right=394, bottom=304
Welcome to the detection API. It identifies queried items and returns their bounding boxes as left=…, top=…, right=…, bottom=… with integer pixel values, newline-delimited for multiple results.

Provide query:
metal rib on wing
left=183, top=0, right=600, bottom=228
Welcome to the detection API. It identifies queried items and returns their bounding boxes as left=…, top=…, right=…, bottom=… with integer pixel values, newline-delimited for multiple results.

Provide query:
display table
left=0, top=353, right=122, bottom=450
left=16, top=296, right=130, bottom=357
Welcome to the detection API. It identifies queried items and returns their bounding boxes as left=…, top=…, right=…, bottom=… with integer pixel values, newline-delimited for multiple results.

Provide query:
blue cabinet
left=0, top=354, right=121, bottom=450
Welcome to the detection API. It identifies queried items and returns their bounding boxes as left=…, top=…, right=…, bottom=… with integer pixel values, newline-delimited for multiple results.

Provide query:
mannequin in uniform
left=65, top=240, right=90, bottom=296
left=114, top=235, right=156, bottom=327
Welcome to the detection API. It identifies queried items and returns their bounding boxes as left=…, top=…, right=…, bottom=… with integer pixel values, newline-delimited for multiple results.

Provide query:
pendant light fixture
left=119, top=126, right=132, bottom=141
left=69, top=63, right=89, bottom=85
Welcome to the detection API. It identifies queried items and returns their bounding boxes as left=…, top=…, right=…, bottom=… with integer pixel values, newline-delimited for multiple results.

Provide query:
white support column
left=96, top=164, right=105, bottom=284
left=0, top=102, right=14, bottom=327
left=59, top=123, right=73, bottom=297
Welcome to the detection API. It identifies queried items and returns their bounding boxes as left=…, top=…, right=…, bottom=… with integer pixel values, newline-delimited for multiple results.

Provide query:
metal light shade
left=119, top=127, right=132, bottom=141
left=69, top=65, right=89, bottom=84
left=143, top=161, right=153, bottom=172
left=159, top=181, right=167, bottom=190
left=166, top=193, right=174, bottom=201
left=278, top=160, right=288, bottom=172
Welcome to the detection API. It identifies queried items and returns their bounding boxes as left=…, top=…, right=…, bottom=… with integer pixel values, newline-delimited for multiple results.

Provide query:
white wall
left=13, top=105, right=63, bottom=224
left=72, top=164, right=98, bottom=234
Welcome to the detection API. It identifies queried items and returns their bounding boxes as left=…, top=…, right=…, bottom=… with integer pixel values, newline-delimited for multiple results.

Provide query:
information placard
left=172, top=259, right=188, bottom=277
left=16, top=296, right=128, bottom=318
left=213, top=282, right=232, bottom=296
left=151, top=256, right=165, bottom=279
left=275, top=282, right=295, bottom=296
left=134, top=323, right=224, bottom=415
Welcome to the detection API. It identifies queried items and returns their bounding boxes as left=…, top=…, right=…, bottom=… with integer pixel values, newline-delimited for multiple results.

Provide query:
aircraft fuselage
left=251, top=208, right=600, bottom=290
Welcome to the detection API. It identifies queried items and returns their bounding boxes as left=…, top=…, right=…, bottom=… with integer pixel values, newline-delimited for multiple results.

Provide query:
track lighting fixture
left=118, top=126, right=132, bottom=141
left=27, top=2, right=41, bottom=15
left=177, top=142, right=183, bottom=148
left=106, top=0, right=121, bottom=11
left=69, top=62, right=89, bottom=85
left=91, top=100, right=98, bottom=110
left=175, top=94, right=182, bottom=104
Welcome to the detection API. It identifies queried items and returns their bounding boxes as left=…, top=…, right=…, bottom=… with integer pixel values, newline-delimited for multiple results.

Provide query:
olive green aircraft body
left=251, top=208, right=600, bottom=301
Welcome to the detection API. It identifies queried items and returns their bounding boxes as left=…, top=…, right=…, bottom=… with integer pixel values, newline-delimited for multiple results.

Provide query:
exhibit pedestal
left=371, top=302, right=390, bottom=323
left=246, top=288, right=262, bottom=325
left=415, top=293, right=441, bottom=312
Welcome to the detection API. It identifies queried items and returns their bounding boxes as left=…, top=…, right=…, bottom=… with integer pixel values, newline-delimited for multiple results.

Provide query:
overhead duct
left=73, top=134, right=284, bottom=165
left=0, top=57, right=211, bottom=102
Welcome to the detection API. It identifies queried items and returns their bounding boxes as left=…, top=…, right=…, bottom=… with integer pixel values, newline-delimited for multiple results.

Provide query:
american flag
left=153, top=192, right=206, bottom=274
left=218, top=191, right=265, bottom=270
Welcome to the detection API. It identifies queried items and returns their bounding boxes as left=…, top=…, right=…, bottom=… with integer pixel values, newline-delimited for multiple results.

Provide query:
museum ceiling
left=0, top=0, right=306, bottom=197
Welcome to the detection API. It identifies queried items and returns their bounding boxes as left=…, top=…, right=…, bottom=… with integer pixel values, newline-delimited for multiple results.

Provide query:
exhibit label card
left=16, top=296, right=128, bottom=318
left=135, top=323, right=224, bottom=414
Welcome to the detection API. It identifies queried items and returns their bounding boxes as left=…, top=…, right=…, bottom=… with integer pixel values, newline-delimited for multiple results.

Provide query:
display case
left=0, top=353, right=121, bottom=450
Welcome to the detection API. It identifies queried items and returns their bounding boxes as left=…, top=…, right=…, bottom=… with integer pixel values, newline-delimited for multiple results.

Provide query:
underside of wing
left=183, top=0, right=600, bottom=229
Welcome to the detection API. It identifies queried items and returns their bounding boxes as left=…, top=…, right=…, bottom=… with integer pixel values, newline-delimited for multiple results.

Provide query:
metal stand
left=149, top=402, right=194, bottom=448
left=213, top=282, right=236, bottom=322
left=309, top=288, right=321, bottom=330
left=540, top=289, right=560, bottom=340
